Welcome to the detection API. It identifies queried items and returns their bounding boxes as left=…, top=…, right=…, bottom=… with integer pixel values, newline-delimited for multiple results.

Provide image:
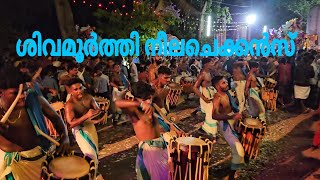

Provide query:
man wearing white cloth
left=193, top=58, right=218, bottom=139
left=294, top=54, right=315, bottom=113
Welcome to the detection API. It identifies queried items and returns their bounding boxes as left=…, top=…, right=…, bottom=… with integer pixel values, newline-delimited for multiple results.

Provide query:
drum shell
left=41, top=152, right=95, bottom=180
left=170, top=138, right=212, bottom=180
left=237, top=119, right=266, bottom=159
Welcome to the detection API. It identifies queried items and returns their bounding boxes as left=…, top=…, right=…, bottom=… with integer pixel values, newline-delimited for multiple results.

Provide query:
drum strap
left=226, top=91, right=239, bottom=113
left=155, top=112, right=170, bottom=132
left=26, top=90, right=51, bottom=151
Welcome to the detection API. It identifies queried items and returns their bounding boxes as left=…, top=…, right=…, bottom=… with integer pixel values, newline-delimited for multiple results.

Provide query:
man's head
left=202, top=58, right=214, bottom=70
left=158, top=66, right=171, bottom=85
left=0, top=65, right=30, bottom=108
left=212, top=76, right=228, bottom=92
left=128, top=56, right=133, bottom=63
left=249, top=62, right=259, bottom=72
left=268, top=55, right=275, bottom=62
left=67, top=62, right=78, bottom=76
left=66, top=78, right=84, bottom=100
left=153, top=55, right=162, bottom=66
left=107, top=58, right=114, bottom=68
left=113, top=64, right=121, bottom=73
left=93, top=67, right=102, bottom=77
left=132, top=81, right=155, bottom=103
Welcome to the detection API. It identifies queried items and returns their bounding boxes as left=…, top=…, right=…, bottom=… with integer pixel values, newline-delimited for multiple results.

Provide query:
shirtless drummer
left=115, top=81, right=170, bottom=180
left=211, top=76, right=245, bottom=179
left=0, top=65, right=70, bottom=180
left=245, top=62, right=266, bottom=122
left=193, top=58, right=219, bottom=139
left=232, top=63, right=247, bottom=113
left=65, top=78, right=105, bottom=178
left=150, top=66, right=184, bottom=135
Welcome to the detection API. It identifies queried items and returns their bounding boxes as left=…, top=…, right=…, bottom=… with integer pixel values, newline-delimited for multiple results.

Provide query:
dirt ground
left=248, top=114, right=320, bottom=180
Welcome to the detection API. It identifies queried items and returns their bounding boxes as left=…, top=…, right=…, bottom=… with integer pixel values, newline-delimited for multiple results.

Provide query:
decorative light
left=82, top=0, right=85, bottom=3
left=263, top=25, right=267, bottom=33
left=246, top=14, right=257, bottom=25
left=206, top=15, right=212, bottom=37
left=98, top=3, right=102, bottom=7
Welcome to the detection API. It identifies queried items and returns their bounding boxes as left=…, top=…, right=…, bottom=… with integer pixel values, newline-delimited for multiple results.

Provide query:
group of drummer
left=0, top=54, right=270, bottom=180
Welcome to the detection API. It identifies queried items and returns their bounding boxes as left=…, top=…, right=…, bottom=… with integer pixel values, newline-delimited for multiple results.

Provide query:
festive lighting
left=263, top=25, right=267, bottom=33
left=98, top=3, right=102, bottom=7
left=206, top=15, right=212, bottom=37
left=246, top=14, right=256, bottom=25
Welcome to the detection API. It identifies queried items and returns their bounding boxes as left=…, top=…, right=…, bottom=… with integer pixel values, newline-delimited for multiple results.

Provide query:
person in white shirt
left=129, top=56, right=139, bottom=84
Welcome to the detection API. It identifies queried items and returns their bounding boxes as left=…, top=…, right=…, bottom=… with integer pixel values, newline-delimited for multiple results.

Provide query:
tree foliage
left=280, top=0, right=320, bottom=20
left=93, top=1, right=181, bottom=43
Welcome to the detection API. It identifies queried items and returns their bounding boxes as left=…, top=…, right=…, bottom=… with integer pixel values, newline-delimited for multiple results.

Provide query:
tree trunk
left=54, top=0, right=77, bottom=39
left=198, top=1, right=207, bottom=38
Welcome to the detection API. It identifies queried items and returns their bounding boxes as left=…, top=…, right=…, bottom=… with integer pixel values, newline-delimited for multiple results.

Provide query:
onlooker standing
left=128, top=56, right=139, bottom=84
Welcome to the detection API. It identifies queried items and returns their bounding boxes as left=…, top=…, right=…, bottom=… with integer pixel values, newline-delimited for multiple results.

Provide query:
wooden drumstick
left=152, top=103, right=184, bottom=133
left=32, top=67, right=42, bottom=81
left=34, top=125, right=60, bottom=146
left=1, top=84, right=23, bottom=123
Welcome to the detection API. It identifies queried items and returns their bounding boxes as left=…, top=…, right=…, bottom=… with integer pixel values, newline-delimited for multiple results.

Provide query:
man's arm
left=65, top=103, right=93, bottom=128
left=0, top=135, right=23, bottom=152
left=148, top=67, right=156, bottom=82
left=245, top=75, right=252, bottom=95
left=193, top=74, right=210, bottom=103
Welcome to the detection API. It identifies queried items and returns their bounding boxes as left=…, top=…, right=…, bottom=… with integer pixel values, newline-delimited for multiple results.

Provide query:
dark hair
left=249, top=61, right=259, bottom=69
left=132, top=81, right=155, bottom=100
left=279, top=57, right=287, bottom=64
left=260, top=57, right=268, bottom=63
left=65, top=78, right=84, bottom=87
left=158, top=66, right=171, bottom=75
left=211, top=76, right=224, bottom=88
left=202, top=58, right=211, bottom=66
left=67, top=62, right=78, bottom=71
left=0, top=65, right=30, bottom=89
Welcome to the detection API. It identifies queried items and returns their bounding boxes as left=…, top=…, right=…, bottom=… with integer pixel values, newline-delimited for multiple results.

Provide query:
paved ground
left=90, top=96, right=319, bottom=180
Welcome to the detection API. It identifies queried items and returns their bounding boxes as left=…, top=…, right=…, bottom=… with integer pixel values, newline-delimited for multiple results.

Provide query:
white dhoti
left=200, top=86, right=218, bottom=136
left=112, top=87, right=128, bottom=113
left=0, top=146, right=46, bottom=180
left=72, top=121, right=99, bottom=173
left=294, top=85, right=311, bottom=100
left=234, top=80, right=246, bottom=113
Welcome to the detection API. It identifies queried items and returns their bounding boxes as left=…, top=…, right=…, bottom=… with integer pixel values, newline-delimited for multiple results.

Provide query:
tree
left=54, top=0, right=77, bottom=39
left=93, top=1, right=180, bottom=43
left=280, top=0, right=320, bottom=21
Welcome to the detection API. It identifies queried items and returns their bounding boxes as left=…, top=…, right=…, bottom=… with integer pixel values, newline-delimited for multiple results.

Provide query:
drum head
left=49, top=156, right=90, bottom=179
left=184, top=77, right=195, bottom=82
left=267, top=78, right=276, bottom=84
left=176, top=137, right=207, bottom=146
left=167, top=83, right=182, bottom=90
left=118, top=86, right=126, bottom=91
left=243, top=118, right=263, bottom=128
left=94, top=97, right=107, bottom=102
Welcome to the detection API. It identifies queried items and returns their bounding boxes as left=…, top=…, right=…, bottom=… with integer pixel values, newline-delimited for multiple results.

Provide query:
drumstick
left=1, top=84, right=23, bottom=123
left=152, top=103, right=184, bottom=132
left=32, top=67, right=42, bottom=81
left=34, top=125, right=60, bottom=146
